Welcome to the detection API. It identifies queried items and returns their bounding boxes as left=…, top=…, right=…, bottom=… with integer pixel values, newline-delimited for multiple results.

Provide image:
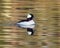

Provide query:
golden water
left=0, top=0, right=60, bottom=48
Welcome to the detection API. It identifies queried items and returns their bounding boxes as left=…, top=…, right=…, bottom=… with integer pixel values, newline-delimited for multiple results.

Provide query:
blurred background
left=0, top=0, right=60, bottom=48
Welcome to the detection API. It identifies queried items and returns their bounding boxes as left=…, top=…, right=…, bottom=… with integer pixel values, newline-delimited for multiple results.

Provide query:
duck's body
left=17, top=14, right=35, bottom=35
left=17, top=20, right=35, bottom=28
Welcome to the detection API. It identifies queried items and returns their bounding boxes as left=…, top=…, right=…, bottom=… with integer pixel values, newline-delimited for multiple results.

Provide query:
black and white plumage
left=17, top=14, right=35, bottom=35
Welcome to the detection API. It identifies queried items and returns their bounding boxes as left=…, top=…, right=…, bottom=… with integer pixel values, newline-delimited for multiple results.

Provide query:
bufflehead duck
left=17, top=14, right=35, bottom=35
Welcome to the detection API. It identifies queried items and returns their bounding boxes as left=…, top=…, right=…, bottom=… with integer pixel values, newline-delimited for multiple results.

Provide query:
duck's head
left=27, top=14, right=34, bottom=21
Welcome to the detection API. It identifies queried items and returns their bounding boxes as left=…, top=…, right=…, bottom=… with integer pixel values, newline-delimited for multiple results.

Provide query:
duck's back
left=19, top=20, right=35, bottom=25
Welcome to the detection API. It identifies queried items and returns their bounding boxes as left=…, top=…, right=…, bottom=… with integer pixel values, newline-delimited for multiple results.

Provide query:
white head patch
left=27, top=14, right=31, bottom=18
left=27, top=31, right=32, bottom=35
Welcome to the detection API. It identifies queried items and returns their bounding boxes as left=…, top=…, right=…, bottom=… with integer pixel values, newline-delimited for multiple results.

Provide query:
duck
left=16, top=13, right=36, bottom=35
